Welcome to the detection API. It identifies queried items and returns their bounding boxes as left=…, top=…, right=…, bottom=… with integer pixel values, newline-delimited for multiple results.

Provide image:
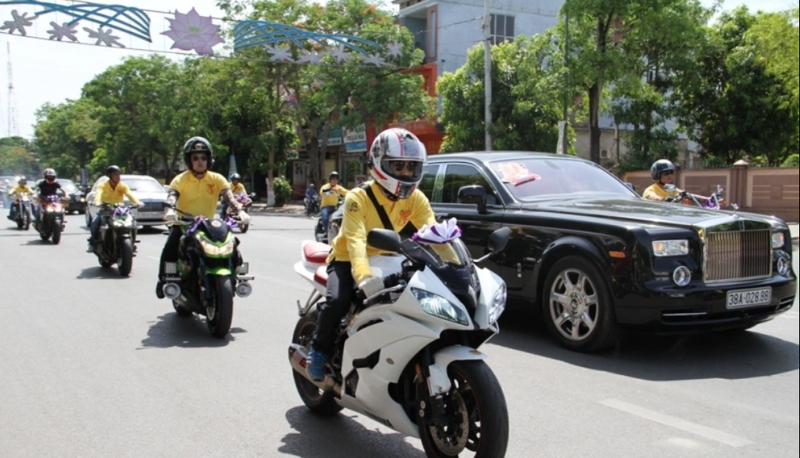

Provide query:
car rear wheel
left=542, top=256, right=619, bottom=352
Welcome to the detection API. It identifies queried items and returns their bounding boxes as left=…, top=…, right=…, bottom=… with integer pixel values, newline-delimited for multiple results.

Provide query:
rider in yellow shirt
left=221, top=173, right=247, bottom=217
left=643, top=159, right=708, bottom=203
left=87, top=166, right=141, bottom=252
left=155, top=137, right=251, bottom=298
left=6, top=177, right=33, bottom=220
left=319, top=171, right=348, bottom=233
left=306, top=128, right=455, bottom=381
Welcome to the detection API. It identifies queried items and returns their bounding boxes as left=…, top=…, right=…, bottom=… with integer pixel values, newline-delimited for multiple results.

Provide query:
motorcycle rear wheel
left=207, top=276, right=234, bottom=338
left=291, top=310, right=343, bottom=416
left=239, top=224, right=249, bottom=234
left=419, top=360, right=509, bottom=458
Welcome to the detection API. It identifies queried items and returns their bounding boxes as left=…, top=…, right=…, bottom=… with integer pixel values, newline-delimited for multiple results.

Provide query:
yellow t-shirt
left=643, top=183, right=683, bottom=201
left=320, top=184, right=348, bottom=208
left=95, top=181, right=140, bottom=205
left=170, top=171, right=229, bottom=218
left=8, top=185, right=33, bottom=196
left=231, top=183, right=246, bottom=195
left=328, top=181, right=456, bottom=283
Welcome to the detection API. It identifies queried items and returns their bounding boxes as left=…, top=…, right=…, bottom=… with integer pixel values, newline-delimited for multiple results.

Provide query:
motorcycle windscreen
left=201, top=218, right=230, bottom=242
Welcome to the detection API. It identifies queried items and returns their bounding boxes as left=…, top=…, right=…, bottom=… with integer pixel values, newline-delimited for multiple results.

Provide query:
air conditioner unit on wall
left=600, top=149, right=609, bottom=159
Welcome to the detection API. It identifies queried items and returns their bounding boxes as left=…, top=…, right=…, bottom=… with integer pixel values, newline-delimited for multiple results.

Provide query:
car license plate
left=726, top=287, right=772, bottom=309
left=138, top=211, right=162, bottom=219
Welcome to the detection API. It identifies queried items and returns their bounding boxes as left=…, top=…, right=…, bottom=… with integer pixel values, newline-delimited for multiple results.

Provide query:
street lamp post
left=483, top=0, right=492, bottom=152
left=560, top=9, right=570, bottom=155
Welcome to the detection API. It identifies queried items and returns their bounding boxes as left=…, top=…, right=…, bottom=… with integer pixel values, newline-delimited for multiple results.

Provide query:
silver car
left=85, top=175, right=168, bottom=227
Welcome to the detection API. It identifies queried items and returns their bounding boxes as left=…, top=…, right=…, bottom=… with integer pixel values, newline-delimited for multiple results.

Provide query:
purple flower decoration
left=161, top=8, right=224, bottom=56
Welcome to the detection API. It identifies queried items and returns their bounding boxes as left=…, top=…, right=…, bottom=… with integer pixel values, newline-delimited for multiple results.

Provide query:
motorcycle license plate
left=726, top=287, right=772, bottom=309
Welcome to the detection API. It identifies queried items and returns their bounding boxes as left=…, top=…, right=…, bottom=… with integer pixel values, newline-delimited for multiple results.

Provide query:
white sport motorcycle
left=290, top=226, right=511, bottom=458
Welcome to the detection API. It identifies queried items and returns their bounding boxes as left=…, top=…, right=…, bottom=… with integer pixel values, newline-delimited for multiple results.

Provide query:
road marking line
left=599, top=399, right=754, bottom=448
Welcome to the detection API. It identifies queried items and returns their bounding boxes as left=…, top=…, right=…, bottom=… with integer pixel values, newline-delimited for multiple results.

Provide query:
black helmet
left=106, top=165, right=121, bottom=177
left=329, top=171, right=339, bottom=180
left=182, top=137, right=214, bottom=169
left=43, top=168, right=57, bottom=181
left=229, top=173, right=241, bottom=182
left=650, top=159, right=675, bottom=181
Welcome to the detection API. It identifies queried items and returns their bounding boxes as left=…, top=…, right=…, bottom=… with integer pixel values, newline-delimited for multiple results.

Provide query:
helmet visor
left=381, top=158, right=423, bottom=182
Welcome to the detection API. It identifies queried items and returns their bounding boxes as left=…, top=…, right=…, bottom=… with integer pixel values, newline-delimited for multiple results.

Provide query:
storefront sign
left=344, top=124, right=368, bottom=153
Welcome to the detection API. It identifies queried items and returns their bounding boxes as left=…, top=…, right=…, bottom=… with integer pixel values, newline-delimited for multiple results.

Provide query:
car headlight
left=652, top=240, right=689, bottom=257
left=198, top=236, right=235, bottom=257
left=488, top=283, right=507, bottom=325
left=411, top=288, right=470, bottom=326
left=772, top=232, right=785, bottom=249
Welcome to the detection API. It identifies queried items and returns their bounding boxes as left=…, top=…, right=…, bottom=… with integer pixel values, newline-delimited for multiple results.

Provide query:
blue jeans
left=320, top=206, right=335, bottom=231
left=89, top=214, right=103, bottom=244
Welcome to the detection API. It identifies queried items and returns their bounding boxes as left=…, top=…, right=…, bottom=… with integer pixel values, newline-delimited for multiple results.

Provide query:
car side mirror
left=367, top=229, right=402, bottom=253
left=458, top=185, right=488, bottom=214
left=624, top=182, right=636, bottom=193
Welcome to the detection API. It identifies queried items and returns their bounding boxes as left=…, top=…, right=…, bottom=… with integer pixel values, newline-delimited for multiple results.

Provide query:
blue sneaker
left=306, top=348, right=329, bottom=382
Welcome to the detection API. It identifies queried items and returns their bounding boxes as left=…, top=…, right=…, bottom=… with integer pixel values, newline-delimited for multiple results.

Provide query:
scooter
left=305, top=193, right=321, bottom=216
left=314, top=198, right=342, bottom=244
left=290, top=223, right=512, bottom=458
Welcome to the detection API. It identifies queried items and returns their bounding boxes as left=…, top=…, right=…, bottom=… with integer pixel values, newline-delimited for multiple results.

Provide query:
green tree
left=438, top=36, right=565, bottom=153
left=33, top=99, right=99, bottom=179
left=0, top=137, right=37, bottom=177
left=611, top=0, right=712, bottom=171
left=673, top=7, right=798, bottom=165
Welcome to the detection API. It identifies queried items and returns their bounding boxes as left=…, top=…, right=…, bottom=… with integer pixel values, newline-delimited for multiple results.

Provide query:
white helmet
left=368, top=128, right=427, bottom=200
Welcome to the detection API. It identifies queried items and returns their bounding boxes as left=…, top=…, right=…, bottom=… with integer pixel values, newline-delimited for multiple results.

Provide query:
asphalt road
left=1, top=214, right=797, bottom=458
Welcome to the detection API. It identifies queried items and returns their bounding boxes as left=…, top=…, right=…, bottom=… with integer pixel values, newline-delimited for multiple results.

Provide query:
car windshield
left=125, top=178, right=165, bottom=193
left=489, top=158, right=635, bottom=201
left=57, top=179, right=78, bottom=193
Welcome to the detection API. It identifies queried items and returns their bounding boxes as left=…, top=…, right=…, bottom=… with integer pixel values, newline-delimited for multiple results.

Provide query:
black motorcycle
left=8, top=191, right=34, bottom=230
left=314, top=198, right=342, bottom=244
left=92, top=203, right=140, bottom=277
left=35, top=194, right=66, bottom=244
left=161, top=212, right=254, bottom=338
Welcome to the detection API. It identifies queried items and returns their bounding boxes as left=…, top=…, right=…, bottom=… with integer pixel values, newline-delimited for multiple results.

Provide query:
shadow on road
left=76, top=266, right=126, bottom=280
left=279, top=407, right=425, bottom=458
left=492, top=309, right=799, bottom=382
left=138, top=312, right=247, bottom=349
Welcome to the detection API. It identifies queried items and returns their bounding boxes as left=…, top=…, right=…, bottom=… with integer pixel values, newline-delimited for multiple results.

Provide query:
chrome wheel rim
left=549, top=268, right=599, bottom=342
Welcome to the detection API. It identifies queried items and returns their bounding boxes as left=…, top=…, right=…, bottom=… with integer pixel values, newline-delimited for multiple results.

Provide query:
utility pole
left=483, top=0, right=492, bottom=151
left=7, top=42, right=19, bottom=137
left=560, top=10, right=570, bottom=155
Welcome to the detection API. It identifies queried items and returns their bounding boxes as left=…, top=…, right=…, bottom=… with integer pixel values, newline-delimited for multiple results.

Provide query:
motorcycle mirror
left=488, top=227, right=511, bottom=254
left=367, top=229, right=402, bottom=253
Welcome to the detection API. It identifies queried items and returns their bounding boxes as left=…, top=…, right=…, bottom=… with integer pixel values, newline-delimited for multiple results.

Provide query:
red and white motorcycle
left=289, top=222, right=511, bottom=458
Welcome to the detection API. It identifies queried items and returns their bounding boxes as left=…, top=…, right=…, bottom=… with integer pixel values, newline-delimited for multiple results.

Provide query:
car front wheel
left=542, top=256, right=619, bottom=352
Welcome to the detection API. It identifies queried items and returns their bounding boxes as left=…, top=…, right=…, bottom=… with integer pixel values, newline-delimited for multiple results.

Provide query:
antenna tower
left=7, top=42, right=19, bottom=137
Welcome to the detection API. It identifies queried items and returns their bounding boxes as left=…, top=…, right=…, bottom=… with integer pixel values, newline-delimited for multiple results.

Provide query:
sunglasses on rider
left=662, top=170, right=675, bottom=176
left=191, top=155, right=208, bottom=162
left=388, top=161, right=419, bottom=173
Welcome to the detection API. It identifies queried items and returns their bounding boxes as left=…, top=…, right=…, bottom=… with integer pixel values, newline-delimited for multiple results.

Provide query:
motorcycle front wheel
left=291, top=310, right=343, bottom=416
left=23, top=208, right=30, bottom=231
left=239, top=223, right=249, bottom=234
left=419, top=360, right=509, bottom=458
left=52, top=221, right=62, bottom=245
left=118, top=239, right=134, bottom=277
left=207, top=276, right=234, bottom=338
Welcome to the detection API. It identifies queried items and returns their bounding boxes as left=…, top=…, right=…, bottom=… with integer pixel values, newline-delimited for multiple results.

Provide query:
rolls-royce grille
left=705, top=229, right=771, bottom=282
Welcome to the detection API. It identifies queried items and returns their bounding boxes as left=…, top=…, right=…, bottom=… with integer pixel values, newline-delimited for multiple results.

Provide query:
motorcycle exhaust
left=163, top=283, right=182, bottom=300
left=288, top=343, right=340, bottom=395
left=235, top=281, right=252, bottom=298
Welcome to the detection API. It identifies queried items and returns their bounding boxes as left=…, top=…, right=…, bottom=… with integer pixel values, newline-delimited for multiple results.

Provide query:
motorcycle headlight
left=411, top=288, right=470, bottom=326
left=652, top=240, right=689, bottom=257
left=198, top=236, right=235, bottom=257
left=488, top=283, right=507, bottom=326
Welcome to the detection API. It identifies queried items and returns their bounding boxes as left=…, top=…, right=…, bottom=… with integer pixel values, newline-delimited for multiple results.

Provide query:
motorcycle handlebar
left=360, top=273, right=407, bottom=305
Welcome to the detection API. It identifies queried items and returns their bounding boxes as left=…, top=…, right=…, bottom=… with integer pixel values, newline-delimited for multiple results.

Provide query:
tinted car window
left=442, top=164, right=497, bottom=205
left=418, top=165, right=439, bottom=199
left=126, top=178, right=165, bottom=193
left=489, top=158, right=635, bottom=201
left=57, top=179, right=78, bottom=193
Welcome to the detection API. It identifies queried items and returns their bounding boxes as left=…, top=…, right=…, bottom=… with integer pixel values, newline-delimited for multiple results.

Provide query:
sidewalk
left=250, top=202, right=308, bottom=218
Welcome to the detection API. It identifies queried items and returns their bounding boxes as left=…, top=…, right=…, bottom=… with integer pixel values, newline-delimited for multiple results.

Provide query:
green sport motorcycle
left=161, top=213, right=254, bottom=338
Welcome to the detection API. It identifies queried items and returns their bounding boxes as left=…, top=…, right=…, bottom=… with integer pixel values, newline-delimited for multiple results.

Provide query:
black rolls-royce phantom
left=415, top=152, right=796, bottom=352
